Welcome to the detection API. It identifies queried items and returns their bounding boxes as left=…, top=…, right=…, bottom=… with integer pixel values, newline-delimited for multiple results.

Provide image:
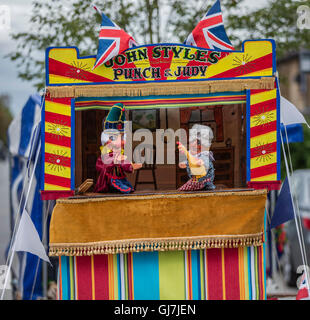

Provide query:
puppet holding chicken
left=177, top=124, right=216, bottom=191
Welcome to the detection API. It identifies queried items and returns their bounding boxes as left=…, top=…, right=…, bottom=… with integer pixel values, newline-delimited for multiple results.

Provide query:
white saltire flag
left=13, top=210, right=50, bottom=263
left=280, top=96, right=310, bottom=127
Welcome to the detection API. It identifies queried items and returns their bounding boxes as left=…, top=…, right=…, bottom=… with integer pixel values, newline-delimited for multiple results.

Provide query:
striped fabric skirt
left=178, top=178, right=208, bottom=191
left=57, top=246, right=266, bottom=300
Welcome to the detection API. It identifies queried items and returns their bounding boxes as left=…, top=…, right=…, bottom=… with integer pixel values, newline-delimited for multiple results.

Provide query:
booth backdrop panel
left=42, top=39, right=280, bottom=197
left=57, top=246, right=266, bottom=300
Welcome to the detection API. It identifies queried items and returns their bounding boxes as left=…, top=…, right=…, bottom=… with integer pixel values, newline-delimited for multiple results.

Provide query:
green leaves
left=0, top=95, right=13, bottom=146
left=9, top=0, right=310, bottom=90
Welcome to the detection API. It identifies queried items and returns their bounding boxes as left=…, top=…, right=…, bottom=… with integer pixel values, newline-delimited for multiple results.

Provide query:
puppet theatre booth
left=42, top=36, right=281, bottom=300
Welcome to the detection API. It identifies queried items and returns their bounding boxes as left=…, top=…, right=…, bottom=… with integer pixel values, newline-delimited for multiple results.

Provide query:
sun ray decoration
left=252, top=142, right=274, bottom=163
left=46, top=150, right=69, bottom=172
left=47, top=120, right=70, bottom=140
left=66, top=61, right=91, bottom=81
left=252, top=111, right=274, bottom=127
left=232, top=54, right=256, bottom=75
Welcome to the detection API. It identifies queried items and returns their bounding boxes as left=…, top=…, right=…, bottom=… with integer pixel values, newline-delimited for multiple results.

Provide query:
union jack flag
left=93, top=11, right=137, bottom=69
left=296, top=270, right=310, bottom=300
left=184, top=0, right=234, bottom=51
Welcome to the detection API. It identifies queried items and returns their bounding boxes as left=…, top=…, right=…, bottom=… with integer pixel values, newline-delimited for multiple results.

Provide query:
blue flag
left=280, top=123, right=304, bottom=143
left=269, top=177, right=295, bottom=230
left=7, top=94, right=44, bottom=300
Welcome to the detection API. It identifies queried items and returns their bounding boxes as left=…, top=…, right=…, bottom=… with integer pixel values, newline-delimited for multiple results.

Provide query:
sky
left=0, top=0, right=269, bottom=116
left=0, top=0, right=35, bottom=115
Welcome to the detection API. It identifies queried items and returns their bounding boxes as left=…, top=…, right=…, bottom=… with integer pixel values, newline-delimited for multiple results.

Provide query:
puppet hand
left=178, top=162, right=187, bottom=169
left=115, top=154, right=127, bottom=163
left=132, top=163, right=143, bottom=170
left=177, top=144, right=186, bottom=154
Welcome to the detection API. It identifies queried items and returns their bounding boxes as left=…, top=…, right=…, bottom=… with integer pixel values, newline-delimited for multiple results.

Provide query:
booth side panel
left=40, top=97, right=75, bottom=200
left=70, top=98, right=75, bottom=190
left=276, top=83, right=281, bottom=181
left=247, top=88, right=281, bottom=190
left=40, top=98, right=45, bottom=192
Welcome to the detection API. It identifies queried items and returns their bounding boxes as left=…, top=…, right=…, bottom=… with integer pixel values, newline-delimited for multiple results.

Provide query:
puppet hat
left=103, top=103, right=126, bottom=133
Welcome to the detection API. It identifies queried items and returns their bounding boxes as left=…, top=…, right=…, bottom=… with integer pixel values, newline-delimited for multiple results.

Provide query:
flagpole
left=276, top=76, right=310, bottom=287
left=7, top=151, right=17, bottom=297
left=280, top=130, right=310, bottom=291
left=283, top=124, right=309, bottom=269
left=92, top=3, right=102, bottom=15
left=283, top=122, right=307, bottom=249
left=1, top=142, right=41, bottom=300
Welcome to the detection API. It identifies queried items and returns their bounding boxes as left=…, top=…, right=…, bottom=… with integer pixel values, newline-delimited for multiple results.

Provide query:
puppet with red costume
left=94, top=103, right=142, bottom=193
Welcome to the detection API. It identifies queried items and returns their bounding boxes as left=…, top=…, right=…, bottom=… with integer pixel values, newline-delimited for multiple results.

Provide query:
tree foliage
left=7, top=0, right=202, bottom=88
left=8, top=0, right=163, bottom=89
left=0, top=94, right=13, bottom=146
left=8, top=0, right=310, bottom=172
left=9, top=0, right=310, bottom=89
left=226, top=0, right=310, bottom=58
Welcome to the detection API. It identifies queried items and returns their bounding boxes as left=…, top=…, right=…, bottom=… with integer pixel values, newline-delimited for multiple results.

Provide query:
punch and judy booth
left=42, top=38, right=281, bottom=299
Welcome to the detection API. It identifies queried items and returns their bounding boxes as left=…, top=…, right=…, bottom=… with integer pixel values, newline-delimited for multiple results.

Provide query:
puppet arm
left=96, top=156, right=115, bottom=173
left=178, top=162, right=187, bottom=169
left=177, top=142, right=202, bottom=166
left=115, top=154, right=142, bottom=172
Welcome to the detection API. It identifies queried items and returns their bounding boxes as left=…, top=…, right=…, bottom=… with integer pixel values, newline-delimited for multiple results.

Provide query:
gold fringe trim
left=46, top=78, right=275, bottom=98
left=56, top=189, right=267, bottom=204
left=49, top=233, right=264, bottom=256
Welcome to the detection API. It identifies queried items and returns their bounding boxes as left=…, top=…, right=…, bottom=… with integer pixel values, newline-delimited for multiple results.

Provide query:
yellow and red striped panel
left=43, top=97, right=73, bottom=194
left=47, top=40, right=274, bottom=85
left=248, top=88, right=280, bottom=188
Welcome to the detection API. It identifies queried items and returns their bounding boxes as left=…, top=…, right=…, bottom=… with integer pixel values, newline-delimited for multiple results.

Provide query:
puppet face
left=106, top=133, right=125, bottom=152
left=189, top=139, right=202, bottom=155
left=189, top=125, right=213, bottom=154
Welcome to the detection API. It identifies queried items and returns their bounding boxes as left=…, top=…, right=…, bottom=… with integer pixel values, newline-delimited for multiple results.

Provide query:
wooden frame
left=41, top=40, right=281, bottom=200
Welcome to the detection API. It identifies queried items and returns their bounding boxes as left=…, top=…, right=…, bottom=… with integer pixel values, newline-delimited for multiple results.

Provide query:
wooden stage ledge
left=70, top=187, right=256, bottom=200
